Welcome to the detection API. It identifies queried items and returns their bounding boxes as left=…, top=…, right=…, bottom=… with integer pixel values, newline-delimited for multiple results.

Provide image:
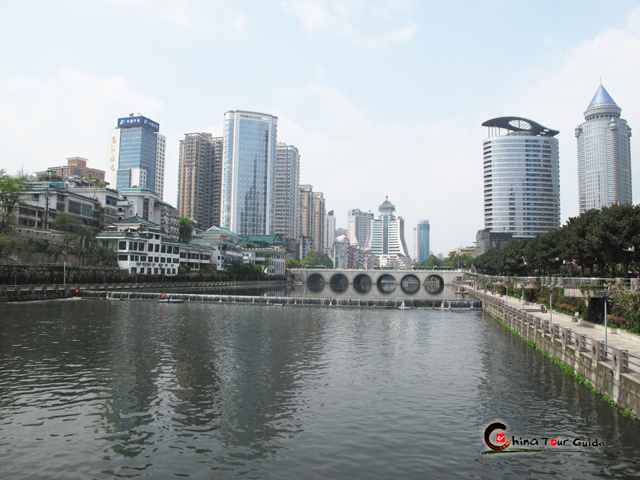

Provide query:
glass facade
left=416, top=220, right=430, bottom=263
left=116, top=128, right=157, bottom=192
left=483, top=126, right=560, bottom=238
left=222, top=111, right=277, bottom=235
left=576, top=85, right=632, bottom=213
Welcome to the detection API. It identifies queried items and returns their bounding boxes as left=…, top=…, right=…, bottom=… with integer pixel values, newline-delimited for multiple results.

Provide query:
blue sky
left=1, top=0, right=639, bottom=255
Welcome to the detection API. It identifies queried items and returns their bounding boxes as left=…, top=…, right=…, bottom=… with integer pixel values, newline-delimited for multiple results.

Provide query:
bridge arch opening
left=307, top=273, right=326, bottom=292
left=400, top=274, right=421, bottom=294
left=329, top=274, right=349, bottom=293
left=353, top=274, right=372, bottom=294
left=424, top=275, right=444, bottom=294
left=377, top=274, right=397, bottom=294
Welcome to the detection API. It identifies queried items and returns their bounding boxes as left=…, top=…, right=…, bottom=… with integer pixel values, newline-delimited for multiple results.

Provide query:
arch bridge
left=290, top=268, right=466, bottom=295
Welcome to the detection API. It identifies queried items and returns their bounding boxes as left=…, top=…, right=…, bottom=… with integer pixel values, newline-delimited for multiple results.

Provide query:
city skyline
left=1, top=1, right=639, bottom=254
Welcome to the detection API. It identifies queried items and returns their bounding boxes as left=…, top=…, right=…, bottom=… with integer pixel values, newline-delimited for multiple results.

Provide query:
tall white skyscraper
left=272, top=142, right=300, bottom=239
left=106, top=115, right=166, bottom=199
left=576, top=84, right=632, bottom=213
left=324, top=210, right=336, bottom=256
left=367, top=197, right=409, bottom=259
left=221, top=110, right=278, bottom=235
left=347, top=208, right=373, bottom=246
left=482, top=116, right=561, bottom=238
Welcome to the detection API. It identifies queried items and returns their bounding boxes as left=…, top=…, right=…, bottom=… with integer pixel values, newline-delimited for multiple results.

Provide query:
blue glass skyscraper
left=222, top=111, right=277, bottom=235
left=106, top=115, right=166, bottom=199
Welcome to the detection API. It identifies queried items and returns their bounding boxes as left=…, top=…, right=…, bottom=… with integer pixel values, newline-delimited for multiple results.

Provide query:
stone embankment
left=472, top=288, right=640, bottom=418
left=0, top=280, right=283, bottom=302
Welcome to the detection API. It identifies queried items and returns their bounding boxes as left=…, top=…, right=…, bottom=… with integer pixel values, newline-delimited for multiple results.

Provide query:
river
left=1, top=299, right=639, bottom=478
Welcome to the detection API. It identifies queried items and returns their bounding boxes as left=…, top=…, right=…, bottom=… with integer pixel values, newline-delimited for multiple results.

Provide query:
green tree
left=0, top=170, right=24, bottom=260
left=179, top=217, right=194, bottom=243
left=286, top=258, right=301, bottom=269
left=319, top=252, right=334, bottom=268
left=302, top=250, right=320, bottom=267
left=51, top=213, right=94, bottom=252
left=420, top=254, right=442, bottom=268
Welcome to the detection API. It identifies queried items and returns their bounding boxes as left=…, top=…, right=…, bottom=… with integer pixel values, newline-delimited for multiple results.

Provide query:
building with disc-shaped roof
left=575, top=84, right=632, bottom=213
left=481, top=116, right=561, bottom=240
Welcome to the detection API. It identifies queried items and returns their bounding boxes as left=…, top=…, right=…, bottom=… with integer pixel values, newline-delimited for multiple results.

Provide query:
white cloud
left=280, top=0, right=419, bottom=47
left=0, top=69, right=163, bottom=178
left=505, top=6, right=640, bottom=221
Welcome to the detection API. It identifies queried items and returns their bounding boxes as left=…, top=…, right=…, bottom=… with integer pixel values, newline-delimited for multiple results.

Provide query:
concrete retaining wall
left=479, top=291, right=640, bottom=417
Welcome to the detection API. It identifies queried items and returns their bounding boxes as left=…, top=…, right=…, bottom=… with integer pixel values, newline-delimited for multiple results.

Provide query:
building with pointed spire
left=367, top=197, right=409, bottom=263
left=576, top=84, right=632, bottom=213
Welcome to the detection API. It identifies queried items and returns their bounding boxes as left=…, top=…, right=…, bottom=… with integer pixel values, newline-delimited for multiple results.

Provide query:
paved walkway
left=471, top=287, right=640, bottom=360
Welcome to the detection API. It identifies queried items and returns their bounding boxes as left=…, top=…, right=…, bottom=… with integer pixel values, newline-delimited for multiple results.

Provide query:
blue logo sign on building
left=117, top=116, right=160, bottom=132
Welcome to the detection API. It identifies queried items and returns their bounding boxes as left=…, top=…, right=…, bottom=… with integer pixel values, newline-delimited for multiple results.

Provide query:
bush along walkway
left=471, top=287, right=640, bottom=420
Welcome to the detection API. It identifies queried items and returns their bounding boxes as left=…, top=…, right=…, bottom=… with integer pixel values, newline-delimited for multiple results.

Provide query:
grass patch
left=576, top=373, right=599, bottom=392
left=621, top=409, right=637, bottom=420
left=602, top=396, right=617, bottom=407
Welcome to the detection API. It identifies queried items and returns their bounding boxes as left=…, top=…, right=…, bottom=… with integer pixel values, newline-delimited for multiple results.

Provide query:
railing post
left=561, top=327, right=568, bottom=350
left=610, top=347, right=628, bottom=375
left=591, top=340, right=603, bottom=363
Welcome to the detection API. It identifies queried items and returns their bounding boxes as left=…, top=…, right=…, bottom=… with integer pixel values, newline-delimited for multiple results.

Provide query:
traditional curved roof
left=482, top=117, right=559, bottom=137
left=588, top=84, right=617, bottom=107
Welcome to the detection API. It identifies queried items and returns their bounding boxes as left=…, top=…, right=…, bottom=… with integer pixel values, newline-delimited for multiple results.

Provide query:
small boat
left=398, top=300, right=411, bottom=310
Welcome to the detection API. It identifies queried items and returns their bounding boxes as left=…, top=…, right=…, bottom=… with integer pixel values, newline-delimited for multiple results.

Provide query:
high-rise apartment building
left=413, top=220, right=430, bottom=263
left=324, top=210, right=336, bottom=256
left=367, top=197, right=409, bottom=259
left=299, top=184, right=314, bottom=241
left=576, top=84, right=632, bottom=213
left=221, top=110, right=277, bottom=235
left=481, top=117, right=560, bottom=238
left=271, top=142, right=300, bottom=239
left=347, top=208, right=373, bottom=247
left=106, top=115, right=166, bottom=199
left=177, top=133, right=223, bottom=229
left=313, top=192, right=325, bottom=254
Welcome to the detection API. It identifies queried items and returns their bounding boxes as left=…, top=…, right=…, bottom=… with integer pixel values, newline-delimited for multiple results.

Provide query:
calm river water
left=2, top=299, right=640, bottom=479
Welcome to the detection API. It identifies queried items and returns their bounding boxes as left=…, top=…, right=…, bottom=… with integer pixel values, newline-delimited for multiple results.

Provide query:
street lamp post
left=600, top=290, right=611, bottom=351
left=62, top=251, right=67, bottom=285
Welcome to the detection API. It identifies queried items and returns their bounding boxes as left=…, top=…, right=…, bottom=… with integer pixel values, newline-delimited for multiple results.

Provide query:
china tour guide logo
left=484, top=422, right=511, bottom=451
left=483, top=422, right=604, bottom=455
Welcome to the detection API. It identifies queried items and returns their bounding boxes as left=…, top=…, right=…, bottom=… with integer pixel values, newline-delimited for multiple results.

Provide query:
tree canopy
left=179, top=217, right=194, bottom=243
left=474, top=204, right=640, bottom=277
left=51, top=213, right=94, bottom=252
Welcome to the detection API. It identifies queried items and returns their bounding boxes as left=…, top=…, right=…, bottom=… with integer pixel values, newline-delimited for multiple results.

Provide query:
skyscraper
left=298, top=184, right=314, bottom=241
left=313, top=192, right=325, bottom=254
left=177, top=132, right=223, bottom=229
left=481, top=117, right=560, bottom=239
left=347, top=208, right=373, bottom=246
left=367, top=197, right=409, bottom=259
left=324, top=210, right=336, bottom=256
left=576, top=84, right=632, bottom=213
left=271, top=142, right=300, bottom=239
left=221, top=110, right=277, bottom=235
left=106, top=115, right=166, bottom=198
left=414, top=220, right=430, bottom=263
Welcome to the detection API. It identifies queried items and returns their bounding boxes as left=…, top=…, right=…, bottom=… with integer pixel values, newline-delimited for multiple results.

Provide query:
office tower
left=299, top=184, right=314, bottom=240
left=313, top=192, right=325, bottom=254
left=177, top=133, right=223, bottom=229
left=413, top=220, right=430, bottom=263
left=576, top=84, right=632, bottom=213
left=106, top=115, right=166, bottom=198
left=324, top=210, right=336, bottom=256
left=367, top=197, right=409, bottom=258
left=271, top=142, right=300, bottom=239
left=347, top=208, right=374, bottom=247
left=221, top=110, right=277, bottom=235
left=481, top=116, right=560, bottom=238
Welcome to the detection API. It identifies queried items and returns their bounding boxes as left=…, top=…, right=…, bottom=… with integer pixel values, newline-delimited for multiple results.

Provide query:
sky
left=1, top=0, right=639, bottom=256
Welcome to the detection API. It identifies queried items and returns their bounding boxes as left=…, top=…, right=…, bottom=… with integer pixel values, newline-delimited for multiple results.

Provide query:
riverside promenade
left=471, top=286, right=640, bottom=358
left=468, top=286, right=640, bottom=416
